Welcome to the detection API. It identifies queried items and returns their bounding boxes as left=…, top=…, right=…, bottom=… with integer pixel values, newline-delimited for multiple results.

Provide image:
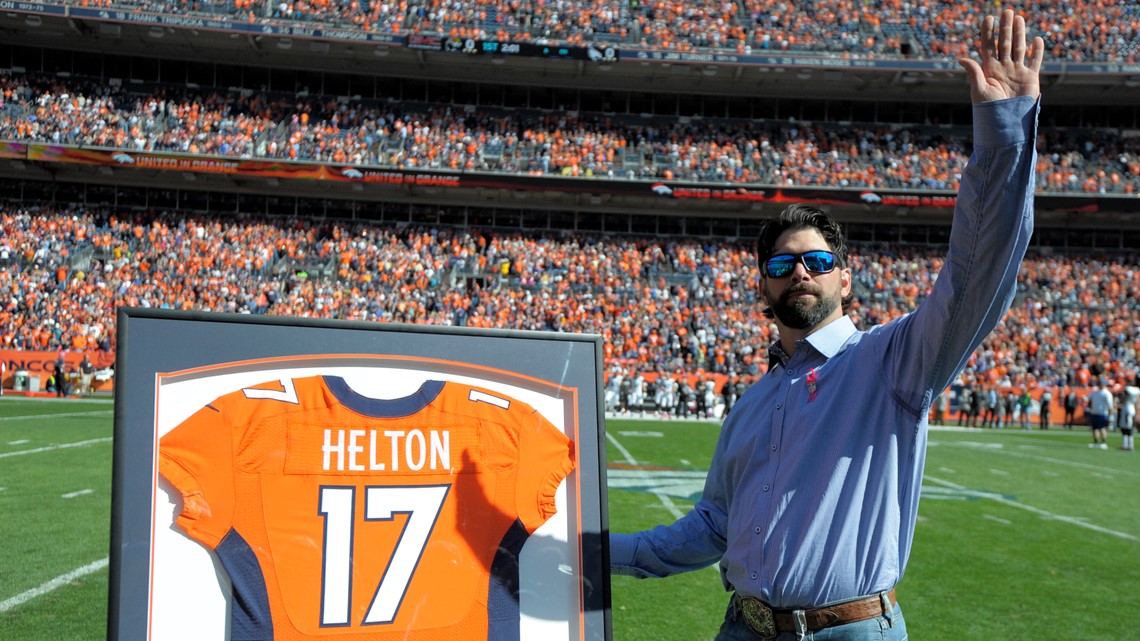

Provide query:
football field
left=1, top=399, right=1138, bottom=640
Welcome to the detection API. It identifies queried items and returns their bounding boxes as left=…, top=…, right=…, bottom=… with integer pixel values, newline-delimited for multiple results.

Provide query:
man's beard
left=767, top=282, right=841, bottom=330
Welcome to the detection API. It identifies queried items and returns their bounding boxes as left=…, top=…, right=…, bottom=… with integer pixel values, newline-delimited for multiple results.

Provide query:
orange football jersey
left=159, top=376, right=575, bottom=641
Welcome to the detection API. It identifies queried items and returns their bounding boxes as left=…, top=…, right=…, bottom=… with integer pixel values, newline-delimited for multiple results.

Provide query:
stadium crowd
left=49, top=0, right=1140, bottom=62
left=2, top=73, right=1139, bottom=194
left=4, top=2, right=1139, bottom=416
left=2, top=205, right=1138, bottom=409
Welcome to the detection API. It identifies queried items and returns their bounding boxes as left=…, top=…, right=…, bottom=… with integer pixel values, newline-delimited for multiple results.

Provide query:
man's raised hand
left=959, top=9, right=1045, bottom=103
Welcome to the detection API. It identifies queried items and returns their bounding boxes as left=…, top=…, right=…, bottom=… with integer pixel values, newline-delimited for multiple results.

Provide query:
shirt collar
left=767, top=315, right=858, bottom=367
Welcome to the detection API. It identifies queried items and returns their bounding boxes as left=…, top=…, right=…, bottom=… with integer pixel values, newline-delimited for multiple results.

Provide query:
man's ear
left=840, top=268, right=853, bottom=298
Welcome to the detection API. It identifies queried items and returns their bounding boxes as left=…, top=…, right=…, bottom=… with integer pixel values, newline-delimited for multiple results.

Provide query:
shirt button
left=786, top=369, right=793, bottom=376
left=751, top=572, right=758, bottom=580
left=770, top=444, right=777, bottom=451
left=754, top=526, right=761, bottom=534
left=775, top=403, right=782, bottom=410
left=763, top=484, right=770, bottom=492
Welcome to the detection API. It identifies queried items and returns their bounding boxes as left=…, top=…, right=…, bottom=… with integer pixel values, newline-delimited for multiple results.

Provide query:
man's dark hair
left=756, top=203, right=855, bottom=316
left=756, top=204, right=849, bottom=271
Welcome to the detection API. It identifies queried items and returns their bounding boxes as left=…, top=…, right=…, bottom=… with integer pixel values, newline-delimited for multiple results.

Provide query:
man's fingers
left=958, top=57, right=986, bottom=97
left=1028, top=36, right=1045, bottom=72
left=1012, top=15, right=1027, bottom=65
left=980, top=14, right=996, bottom=61
left=958, top=58, right=982, bottom=77
left=998, top=9, right=1014, bottom=61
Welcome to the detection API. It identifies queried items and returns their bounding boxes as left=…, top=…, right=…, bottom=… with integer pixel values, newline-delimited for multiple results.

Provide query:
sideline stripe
left=925, top=476, right=1138, bottom=542
left=606, top=432, right=685, bottom=520
left=0, top=438, right=113, bottom=459
left=0, top=558, right=109, bottom=613
left=0, top=410, right=114, bottom=422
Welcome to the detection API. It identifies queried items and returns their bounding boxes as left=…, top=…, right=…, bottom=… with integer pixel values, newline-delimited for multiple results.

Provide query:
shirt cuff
left=610, top=532, right=650, bottom=577
left=972, top=95, right=1039, bottom=148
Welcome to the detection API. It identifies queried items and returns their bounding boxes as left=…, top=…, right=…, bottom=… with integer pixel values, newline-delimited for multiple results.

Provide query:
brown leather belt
left=734, top=589, right=897, bottom=639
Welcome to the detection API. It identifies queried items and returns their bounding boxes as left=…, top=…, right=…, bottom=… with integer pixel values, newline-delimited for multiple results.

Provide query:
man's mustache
left=780, top=283, right=822, bottom=303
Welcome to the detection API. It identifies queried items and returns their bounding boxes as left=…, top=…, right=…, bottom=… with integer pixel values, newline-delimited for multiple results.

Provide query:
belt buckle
left=739, top=596, right=777, bottom=640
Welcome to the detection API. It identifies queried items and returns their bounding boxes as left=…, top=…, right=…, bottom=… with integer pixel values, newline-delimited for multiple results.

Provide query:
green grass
left=2, top=401, right=1138, bottom=640
left=0, top=399, right=113, bottom=641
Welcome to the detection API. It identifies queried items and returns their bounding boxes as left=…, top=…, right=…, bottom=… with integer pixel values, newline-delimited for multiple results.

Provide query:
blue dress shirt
left=610, top=95, right=1040, bottom=609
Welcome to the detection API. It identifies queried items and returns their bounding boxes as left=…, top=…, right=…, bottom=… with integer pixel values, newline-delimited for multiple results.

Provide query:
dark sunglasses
left=764, top=250, right=837, bottom=278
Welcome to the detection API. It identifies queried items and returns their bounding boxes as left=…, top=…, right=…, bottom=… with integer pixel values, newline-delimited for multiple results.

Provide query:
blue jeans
left=715, top=598, right=908, bottom=641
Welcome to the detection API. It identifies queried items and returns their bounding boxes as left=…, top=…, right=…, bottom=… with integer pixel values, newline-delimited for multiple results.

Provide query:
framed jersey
left=109, top=309, right=610, bottom=641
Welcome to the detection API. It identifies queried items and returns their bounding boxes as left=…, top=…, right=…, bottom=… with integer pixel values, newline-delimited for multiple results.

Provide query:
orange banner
left=1, top=349, right=116, bottom=391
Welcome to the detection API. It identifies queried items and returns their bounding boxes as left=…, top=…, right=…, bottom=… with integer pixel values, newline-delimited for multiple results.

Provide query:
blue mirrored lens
left=801, top=251, right=835, bottom=272
left=765, top=257, right=795, bottom=278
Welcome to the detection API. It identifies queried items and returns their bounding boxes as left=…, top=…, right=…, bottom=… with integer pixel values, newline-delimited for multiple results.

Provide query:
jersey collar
left=323, top=376, right=445, bottom=418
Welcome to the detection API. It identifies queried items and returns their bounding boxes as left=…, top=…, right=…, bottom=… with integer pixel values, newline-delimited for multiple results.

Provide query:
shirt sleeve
left=510, top=403, right=574, bottom=533
left=609, top=497, right=727, bottom=578
left=514, top=408, right=575, bottom=533
left=159, top=400, right=238, bottom=549
left=879, top=95, right=1039, bottom=413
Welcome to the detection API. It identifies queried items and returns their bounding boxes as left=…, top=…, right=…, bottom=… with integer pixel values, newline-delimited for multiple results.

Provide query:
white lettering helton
left=323, top=429, right=450, bottom=472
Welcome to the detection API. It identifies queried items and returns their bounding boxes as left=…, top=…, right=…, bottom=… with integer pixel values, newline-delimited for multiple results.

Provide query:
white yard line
left=0, top=438, right=113, bottom=459
left=0, top=405, right=113, bottom=613
left=0, top=410, right=113, bottom=421
left=0, top=558, right=109, bottom=613
left=606, top=431, right=685, bottom=520
left=606, top=432, right=723, bottom=575
left=932, top=439, right=1140, bottom=478
left=925, top=476, right=1138, bottom=542
left=61, top=489, right=95, bottom=499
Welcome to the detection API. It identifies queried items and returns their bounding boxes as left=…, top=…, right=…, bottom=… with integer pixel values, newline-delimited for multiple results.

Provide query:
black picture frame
left=109, top=308, right=610, bottom=641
